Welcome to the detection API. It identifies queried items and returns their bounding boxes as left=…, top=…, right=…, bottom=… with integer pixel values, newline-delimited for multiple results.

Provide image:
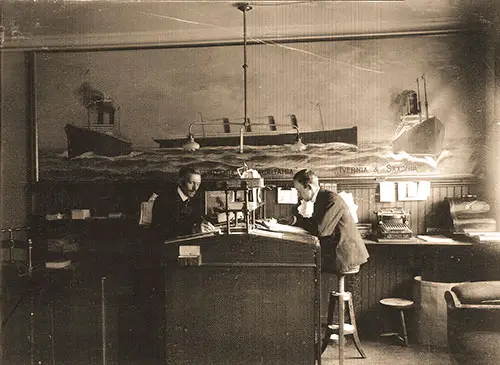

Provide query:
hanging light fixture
left=182, top=3, right=305, bottom=153
left=237, top=3, right=252, bottom=154
left=182, top=123, right=200, bottom=151
left=183, top=133, right=200, bottom=152
left=290, top=125, right=307, bottom=152
left=237, top=3, right=306, bottom=154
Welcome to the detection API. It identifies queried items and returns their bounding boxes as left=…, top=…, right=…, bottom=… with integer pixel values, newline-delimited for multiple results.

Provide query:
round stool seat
left=380, top=298, right=414, bottom=309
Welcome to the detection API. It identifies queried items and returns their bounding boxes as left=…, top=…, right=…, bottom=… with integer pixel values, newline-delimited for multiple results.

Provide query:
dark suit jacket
left=151, top=186, right=203, bottom=240
left=295, top=189, right=369, bottom=273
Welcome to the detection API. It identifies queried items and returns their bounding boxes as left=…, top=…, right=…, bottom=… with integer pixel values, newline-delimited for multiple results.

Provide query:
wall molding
left=3, top=27, right=484, bottom=54
left=31, top=174, right=481, bottom=192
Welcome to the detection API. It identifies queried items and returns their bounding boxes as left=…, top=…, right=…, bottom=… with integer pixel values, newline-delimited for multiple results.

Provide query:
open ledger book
left=258, top=218, right=310, bottom=235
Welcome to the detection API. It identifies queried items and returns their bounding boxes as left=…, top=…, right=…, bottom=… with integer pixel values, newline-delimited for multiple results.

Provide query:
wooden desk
left=163, top=230, right=322, bottom=365
left=364, top=238, right=472, bottom=246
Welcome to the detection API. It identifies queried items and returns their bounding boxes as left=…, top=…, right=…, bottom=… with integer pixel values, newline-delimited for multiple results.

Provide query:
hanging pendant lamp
left=236, top=3, right=252, bottom=154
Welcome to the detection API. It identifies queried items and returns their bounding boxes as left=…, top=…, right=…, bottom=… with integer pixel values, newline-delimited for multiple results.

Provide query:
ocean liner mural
left=153, top=115, right=358, bottom=150
left=35, top=6, right=485, bottom=182
left=66, top=81, right=132, bottom=159
left=391, top=76, right=445, bottom=157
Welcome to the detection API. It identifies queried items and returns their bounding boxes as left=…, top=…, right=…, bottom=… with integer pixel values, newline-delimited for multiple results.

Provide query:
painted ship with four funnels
left=153, top=114, right=358, bottom=148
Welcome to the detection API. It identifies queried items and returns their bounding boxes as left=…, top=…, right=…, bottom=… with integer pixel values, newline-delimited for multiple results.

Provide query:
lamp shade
left=183, top=134, right=200, bottom=152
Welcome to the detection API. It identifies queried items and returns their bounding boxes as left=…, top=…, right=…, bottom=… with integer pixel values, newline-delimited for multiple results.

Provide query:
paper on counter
left=417, top=235, right=454, bottom=243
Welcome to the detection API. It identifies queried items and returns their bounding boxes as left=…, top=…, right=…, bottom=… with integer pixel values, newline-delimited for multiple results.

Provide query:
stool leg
left=400, top=309, right=409, bottom=347
left=347, top=294, right=367, bottom=358
left=338, top=291, right=345, bottom=365
left=321, top=291, right=336, bottom=354
left=338, top=276, right=345, bottom=365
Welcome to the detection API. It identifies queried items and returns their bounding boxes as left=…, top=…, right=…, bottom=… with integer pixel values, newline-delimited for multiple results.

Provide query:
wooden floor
left=2, top=340, right=453, bottom=365
left=322, top=339, right=453, bottom=365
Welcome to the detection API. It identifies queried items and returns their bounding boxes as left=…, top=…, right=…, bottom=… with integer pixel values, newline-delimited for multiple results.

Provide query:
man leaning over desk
left=151, top=166, right=215, bottom=240
left=281, top=169, right=369, bottom=274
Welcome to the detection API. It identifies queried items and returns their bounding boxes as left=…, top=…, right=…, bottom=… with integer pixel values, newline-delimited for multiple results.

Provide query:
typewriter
left=376, top=208, right=413, bottom=241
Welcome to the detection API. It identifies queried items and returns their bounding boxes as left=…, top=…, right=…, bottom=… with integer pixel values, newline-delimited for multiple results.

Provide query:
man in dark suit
left=139, top=166, right=210, bottom=360
left=151, top=166, right=212, bottom=240
left=287, top=169, right=369, bottom=274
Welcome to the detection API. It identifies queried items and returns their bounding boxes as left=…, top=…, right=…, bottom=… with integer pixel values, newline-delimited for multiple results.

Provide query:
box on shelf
left=71, top=209, right=91, bottom=220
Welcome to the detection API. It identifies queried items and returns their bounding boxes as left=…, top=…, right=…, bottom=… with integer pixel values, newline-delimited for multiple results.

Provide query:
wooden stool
left=379, top=298, right=414, bottom=347
left=322, top=267, right=366, bottom=365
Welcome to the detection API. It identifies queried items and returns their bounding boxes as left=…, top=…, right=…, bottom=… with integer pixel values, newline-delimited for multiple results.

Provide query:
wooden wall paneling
left=406, top=200, right=418, bottom=235
left=30, top=178, right=481, bottom=342
left=432, top=184, right=445, bottom=230
left=365, top=187, right=375, bottom=224
left=359, top=246, right=383, bottom=337
left=424, top=185, right=435, bottom=233
left=447, top=185, right=456, bottom=202
left=350, top=271, right=362, bottom=324
left=264, top=187, right=295, bottom=220
left=32, top=178, right=479, bottom=226
left=382, top=245, right=391, bottom=298
left=419, top=192, right=429, bottom=233
left=356, top=186, right=374, bottom=224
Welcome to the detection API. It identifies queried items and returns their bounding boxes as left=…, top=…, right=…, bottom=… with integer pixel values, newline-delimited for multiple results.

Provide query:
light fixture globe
left=290, top=125, right=306, bottom=152
left=290, top=136, right=306, bottom=152
left=183, top=133, right=200, bottom=152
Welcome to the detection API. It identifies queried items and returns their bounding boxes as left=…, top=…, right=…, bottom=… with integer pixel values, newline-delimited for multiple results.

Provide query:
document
left=379, top=182, right=396, bottom=202
left=277, top=188, right=298, bottom=204
left=417, top=235, right=454, bottom=243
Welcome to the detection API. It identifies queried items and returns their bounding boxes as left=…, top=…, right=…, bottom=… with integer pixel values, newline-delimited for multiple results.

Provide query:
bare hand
left=201, top=220, right=220, bottom=233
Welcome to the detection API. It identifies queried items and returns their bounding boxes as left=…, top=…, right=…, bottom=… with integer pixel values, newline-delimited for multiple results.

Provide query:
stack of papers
left=467, top=232, right=500, bottom=243
left=45, top=259, right=72, bottom=269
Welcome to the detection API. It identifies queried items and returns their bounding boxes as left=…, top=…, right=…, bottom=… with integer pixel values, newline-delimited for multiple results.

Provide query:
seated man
left=283, top=168, right=369, bottom=274
left=151, top=166, right=213, bottom=240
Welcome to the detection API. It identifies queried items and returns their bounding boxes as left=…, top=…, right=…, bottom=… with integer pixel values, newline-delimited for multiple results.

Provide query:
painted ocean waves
left=38, top=138, right=480, bottom=182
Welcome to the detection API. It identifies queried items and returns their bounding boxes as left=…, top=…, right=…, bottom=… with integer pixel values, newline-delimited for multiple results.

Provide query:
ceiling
left=0, top=0, right=492, bottom=51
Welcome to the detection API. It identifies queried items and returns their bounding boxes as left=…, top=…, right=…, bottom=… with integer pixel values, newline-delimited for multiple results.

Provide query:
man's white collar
left=297, top=186, right=320, bottom=218
left=177, top=186, right=189, bottom=202
left=311, top=186, right=320, bottom=203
